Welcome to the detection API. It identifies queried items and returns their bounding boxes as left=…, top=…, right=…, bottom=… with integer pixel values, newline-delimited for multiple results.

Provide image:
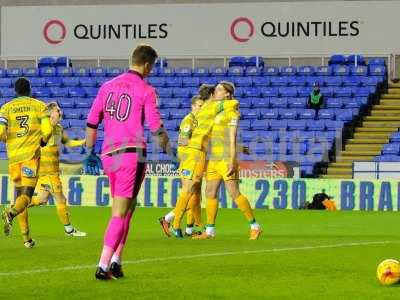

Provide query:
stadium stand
left=0, top=55, right=386, bottom=177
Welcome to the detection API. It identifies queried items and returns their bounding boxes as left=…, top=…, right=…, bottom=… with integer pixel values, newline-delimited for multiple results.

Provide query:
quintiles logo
left=43, top=19, right=67, bottom=45
left=230, top=17, right=254, bottom=43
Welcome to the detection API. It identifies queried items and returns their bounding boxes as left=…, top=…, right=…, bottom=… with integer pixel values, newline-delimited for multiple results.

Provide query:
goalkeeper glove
left=83, top=148, right=102, bottom=175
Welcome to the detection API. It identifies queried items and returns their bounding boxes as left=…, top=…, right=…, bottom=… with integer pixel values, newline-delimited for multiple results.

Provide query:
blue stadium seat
left=159, top=111, right=170, bottom=120
left=55, top=57, right=69, bottom=67
left=251, top=120, right=268, bottom=130
left=68, top=87, right=86, bottom=98
left=0, top=69, right=6, bottom=78
left=23, top=68, right=39, bottom=77
left=30, top=77, right=46, bottom=87
left=252, top=98, right=269, bottom=108
left=335, top=110, right=353, bottom=122
left=241, top=131, right=255, bottom=143
left=75, top=98, right=92, bottom=108
left=170, top=110, right=186, bottom=119
left=375, top=155, right=400, bottom=162
left=297, top=87, right=311, bottom=97
left=69, top=119, right=86, bottom=128
left=333, top=65, right=350, bottom=76
left=73, top=67, right=89, bottom=77
left=391, top=132, right=400, bottom=143
left=325, top=120, right=344, bottom=131
left=279, top=87, right=297, bottom=97
left=147, top=77, right=165, bottom=87
left=360, top=77, right=378, bottom=87
left=343, top=77, right=361, bottom=87
left=270, top=77, right=288, bottom=87
left=234, top=87, right=245, bottom=98
left=289, top=77, right=307, bottom=87
left=173, top=88, right=191, bottom=98
left=50, top=87, right=68, bottom=98
left=90, top=67, right=106, bottom=77
left=368, top=58, right=385, bottom=66
left=6, top=68, right=22, bottom=77
left=228, top=67, right=245, bottom=76
left=58, top=98, right=74, bottom=108
left=174, top=67, right=192, bottom=77
left=270, top=120, right=287, bottom=131
left=156, top=88, right=173, bottom=98
left=353, top=87, right=372, bottom=97
left=239, top=120, right=251, bottom=130
left=56, top=67, right=73, bottom=77
left=63, top=109, right=81, bottom=119
left=38, top=57, right=56, bottom=68
left=315, top=66, right=332, bottom=76
left=234, top=77, right=252, bottom=87
left=369, top=65, right=386, bottom=76
left=355, top=97, right=368, bottom=106
left=350, top=65, right=368, bottom=76
left=299, top=109, right=316, bottom=119
left=62, top=77, right=79, bottom=87
left=85, top=87, right=98, bottom=98
left=324, top=76, right=342, bottom=87
left=280, top=66, right=297, bottom=76
left=326, top=98, right=343, bottom=108
left=0, top=88, right=14, bottom=98
left=318, top=109, right=335, bottom=120
left=243, top=87, right=261, bottom=98
left=165, top=78, right=182, bottom=87
left=239, top=98, right=252, bottom=108
left=182, top=77, right=199, bottom=87
left=288, top=97, right=307, bottom=108
left=317, top=131, right=337, bottom=142
left=210, top=67, right=227, bottom=76
left=298, top=66, right=315, bottom=76
left=163, top=98, right=181, bottom=109
left=382, top=144, right=400, bottom=155
left=149, top=67, right=159, bottom=77
left=307, top=120, right=325, bottom=131
left=328, top=55, right=346, bottom=65
left=201, top=77, right=218, bottom=85
left=343, top=99, right=359, bottom=109
left=33, top=87, right=51, bottom=98
left=192, top=67, right=209, bottom=77
left=264, top=66, right=279, bottom=76
left=0, top=78, right=12, bottom=87
left=247, top=56, right=265, bottom=67
left=261, top=108, right=278, bottom=119
left=319, top=87, right=334, bottom=97
left=80, top=77, right=97, bottom=87
left=45, top=77, right=62, bottom=87
left=96, top=77, right=108, bottom=87
left=229, top=56, right=247, bottom=67
left=307, top=143, right=328, bottom=155
left=279, top=109, right=297, bottom=119
left=106, top=67, right=124, bottom=77
left=288, top=143, right=307, bottom=155
left=241, top=108, right=258, bottom=120
left=288, top=120, right=306, bottom=131
left=270, top=98, right=287, bottom=108
left=39, top=67, right=56, bottom=77
left=253, top=77, right=270, bottom=87
left=245, top=67, right=262, bottom=76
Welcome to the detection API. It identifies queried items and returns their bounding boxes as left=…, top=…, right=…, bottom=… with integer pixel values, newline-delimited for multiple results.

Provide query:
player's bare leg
left=225, top=180, right=262, bottom=240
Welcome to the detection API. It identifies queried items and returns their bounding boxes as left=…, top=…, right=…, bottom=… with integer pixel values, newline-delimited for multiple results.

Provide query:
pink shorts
left=102, top=151, right=146, bottom=199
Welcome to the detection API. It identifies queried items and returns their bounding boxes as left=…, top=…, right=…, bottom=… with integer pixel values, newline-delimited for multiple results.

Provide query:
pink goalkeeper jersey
left=87, top=70, right=162, bottom=155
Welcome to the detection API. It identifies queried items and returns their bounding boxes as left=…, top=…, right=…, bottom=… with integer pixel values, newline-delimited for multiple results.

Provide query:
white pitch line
left=0, top=240, right=393, bottom=277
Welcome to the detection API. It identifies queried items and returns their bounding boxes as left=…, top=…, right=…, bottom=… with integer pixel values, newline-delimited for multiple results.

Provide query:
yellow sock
left=186, top=194, right=199, bottom=226
left=56, top=201, right=70, bottom=225
left=173, top=192, right=191, bottom=229
left=12, top=194, right=31, bottom=215
left=206, top=198, right=218, bottom=225
left=28, top=196, right=43, bottom=207
left=234, top=194, right=255, bottom=222
left=17, top=208, right=31, bottom=242
left=186, top=209, right=194, bottom=226
left=191, top=194, right=202, bottom=227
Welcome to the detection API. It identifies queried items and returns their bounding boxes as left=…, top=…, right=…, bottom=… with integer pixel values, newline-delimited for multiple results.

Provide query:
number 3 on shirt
left=105, top=92, right=132, bottom=121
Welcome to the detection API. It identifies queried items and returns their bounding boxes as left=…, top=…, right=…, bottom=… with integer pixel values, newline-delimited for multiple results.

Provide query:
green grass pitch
left=0, top=206, right=399, bottom=299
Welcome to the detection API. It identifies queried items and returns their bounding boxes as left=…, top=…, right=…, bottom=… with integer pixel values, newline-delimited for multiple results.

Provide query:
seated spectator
left=308, top=83, right=324, bottom=116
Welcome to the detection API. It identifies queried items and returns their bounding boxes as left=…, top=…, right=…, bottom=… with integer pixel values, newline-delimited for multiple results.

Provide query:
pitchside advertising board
left=0, top=175, right=399, bottom=211
left=1, top=1, right=400, bottom=57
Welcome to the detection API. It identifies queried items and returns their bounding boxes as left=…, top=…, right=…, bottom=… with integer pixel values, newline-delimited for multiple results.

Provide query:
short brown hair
left=191, top=95, right=202, bottom=105
left=131, top=44, right=158, bottom=66
left=198, top=84, right=215, bottom=100
left=219, top=81, right=235, bottom=99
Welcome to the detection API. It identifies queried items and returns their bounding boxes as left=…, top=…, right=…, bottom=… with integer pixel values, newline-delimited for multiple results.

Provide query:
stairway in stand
left=323, top=83, right=400, bottom=179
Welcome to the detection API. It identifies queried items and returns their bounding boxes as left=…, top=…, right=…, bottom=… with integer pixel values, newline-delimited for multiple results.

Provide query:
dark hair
left=131, top=44, right=158, bottom=66
left=191, top=95, right=202, bottom=106
left=14, top=77, right=31, bottom=97
left=219, top=81, right=235, bottom=99
left=198, top=84, right=215, bottom=100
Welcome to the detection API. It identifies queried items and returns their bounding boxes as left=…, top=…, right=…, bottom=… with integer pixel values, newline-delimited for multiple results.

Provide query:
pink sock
left=111, top=211, right=133, bottom=265
left=99, top=216, right=125, bottom=270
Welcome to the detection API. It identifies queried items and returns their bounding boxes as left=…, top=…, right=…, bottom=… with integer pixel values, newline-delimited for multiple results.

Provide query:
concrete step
left=362, top=121, right=400, bottom=127
left=387, top=88, right=400, bottom=94
left=345, top=144, right=383, bottom=151
left=321, top=174, right=353, bottom=179
left=336, top=155, right=375, bottom=162
left=341, top=150, right=381, bottom=156
left=329, top=162, right=352, bottom=168
left=380, top=100, right=400, bottom=105
left=353, top=132, right=392, bottom=138
left=364, top=116, right=400, bottom=121
left=347, top=138, right=389, bottom=144
left=389, top=83, right=400, bottom=88
left=370, top=110, right=400, bottom=116
left=356, top=127, right=398, bottom=133
left=381, top=94, right=400, bottom=99
left=374, top=105, right=400, bottom=110
left=327, top=167, right=352, bottom=175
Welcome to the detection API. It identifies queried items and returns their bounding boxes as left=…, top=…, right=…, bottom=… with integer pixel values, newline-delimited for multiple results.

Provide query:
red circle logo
left=230, top=17, right=255, bottom=43
left=43, top=19, right=66, bottom=45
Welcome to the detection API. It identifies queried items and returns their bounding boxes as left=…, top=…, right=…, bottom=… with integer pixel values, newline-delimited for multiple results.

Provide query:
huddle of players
left=159, top=82, right=262, bottom=240
left=0, top=78, right=86, bottom=248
